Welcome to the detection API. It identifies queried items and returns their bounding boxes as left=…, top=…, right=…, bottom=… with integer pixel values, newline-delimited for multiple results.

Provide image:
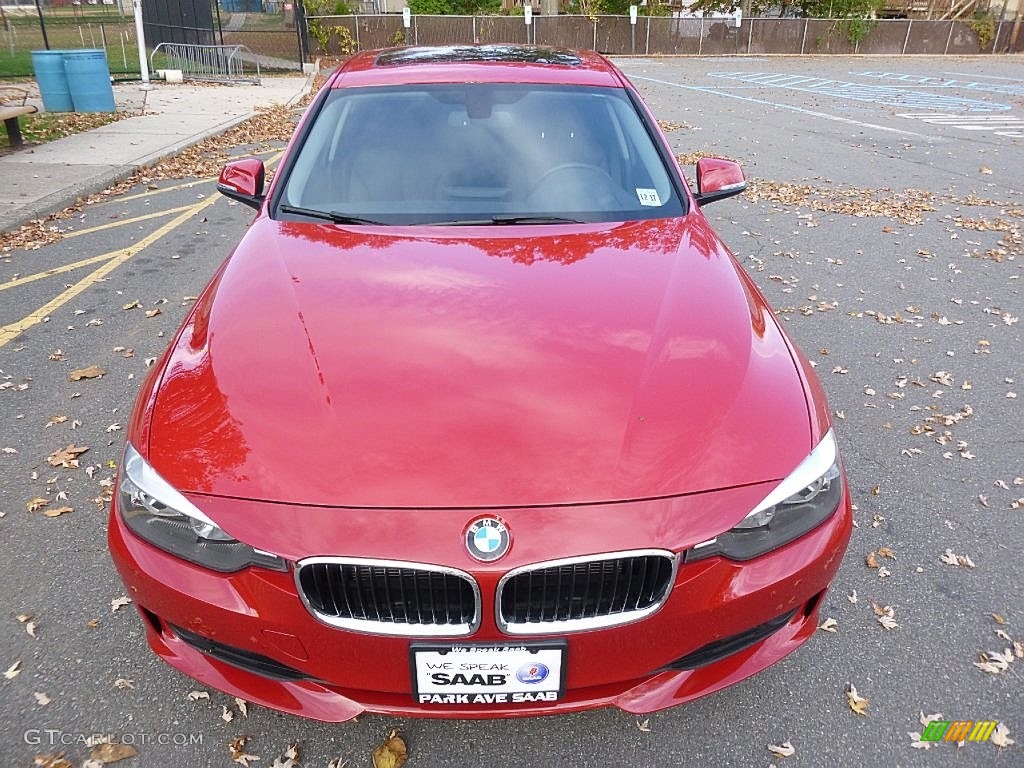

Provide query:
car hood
left=147, top=216, right=811, bottom=508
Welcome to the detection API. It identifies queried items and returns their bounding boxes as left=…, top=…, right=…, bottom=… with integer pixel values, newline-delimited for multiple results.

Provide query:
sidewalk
left=0, top=73, right=314, bottom=233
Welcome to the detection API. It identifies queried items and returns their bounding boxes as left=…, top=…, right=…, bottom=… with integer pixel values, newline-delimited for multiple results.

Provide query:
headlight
left=117, top=443, right=286, bottom=573
left=687, top=430, right=845, bottom=562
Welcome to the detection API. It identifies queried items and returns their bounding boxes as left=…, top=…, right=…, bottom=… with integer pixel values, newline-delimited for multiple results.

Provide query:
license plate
left=411, top=642, right=565, bottom=705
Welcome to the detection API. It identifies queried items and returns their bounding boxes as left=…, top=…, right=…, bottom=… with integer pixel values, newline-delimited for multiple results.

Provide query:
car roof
left=330, top=45, right=626, bottom=89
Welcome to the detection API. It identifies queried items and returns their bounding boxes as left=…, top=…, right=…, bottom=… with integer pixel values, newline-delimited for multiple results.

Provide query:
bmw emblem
left=464, top=516, right=511, bottom=562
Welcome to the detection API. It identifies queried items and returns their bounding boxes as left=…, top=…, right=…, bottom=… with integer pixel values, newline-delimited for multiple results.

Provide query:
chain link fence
left=2, top=3, right=1017, bottom=81
left=307, top=14, right=1017, bottom=57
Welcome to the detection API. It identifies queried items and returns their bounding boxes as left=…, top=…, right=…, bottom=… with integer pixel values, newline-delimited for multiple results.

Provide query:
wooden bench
left=1, top=87, right=38, bottom=147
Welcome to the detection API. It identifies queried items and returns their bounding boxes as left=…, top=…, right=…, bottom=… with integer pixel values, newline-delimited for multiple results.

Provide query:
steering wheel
left=528, top=163, right=625, bottom=208
left=533, top=163, right=615, bottom=190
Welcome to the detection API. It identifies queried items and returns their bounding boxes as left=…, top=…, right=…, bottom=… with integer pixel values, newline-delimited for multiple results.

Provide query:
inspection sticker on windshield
left=411, top=643, right=565, bottom=705
left=636, top=188, right=661, bottom=206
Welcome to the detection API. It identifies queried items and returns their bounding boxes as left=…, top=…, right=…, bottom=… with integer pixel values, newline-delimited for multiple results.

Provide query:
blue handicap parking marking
left=707, top=71, right=1011, bottom=113
left=851, top=71, right=1024, bottom=98
left=896, top=113, right=1024, bottom=138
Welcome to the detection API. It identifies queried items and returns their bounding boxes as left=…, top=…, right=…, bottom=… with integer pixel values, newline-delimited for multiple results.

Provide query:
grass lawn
left=1, top=19, right=142, bottom=78
left=0, top=109, right=126, bottom=152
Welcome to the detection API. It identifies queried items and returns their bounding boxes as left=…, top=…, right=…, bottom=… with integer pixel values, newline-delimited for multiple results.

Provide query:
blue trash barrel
left=63, top=49, right=116, bottom=113
left=31, top=50, right=73, bottom=113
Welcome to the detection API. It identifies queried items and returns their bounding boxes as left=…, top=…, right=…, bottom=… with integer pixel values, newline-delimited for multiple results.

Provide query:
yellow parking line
left=62, top=204, right=199, bottom=240
left=114, top=178, right=214, bottom=204
left=0, top=251, right=125, bottom=293
left=0, top=148, right=284, bottom=348
left=2, top=205, right=210, bottom=293
left=0, top=195, right=220, bottom=349
left=110, top=149, right=282, bottom=203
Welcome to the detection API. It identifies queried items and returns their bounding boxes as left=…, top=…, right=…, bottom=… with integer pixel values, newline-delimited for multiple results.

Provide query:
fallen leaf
left=187, top=690, right=210, bottom=701
left=908, top=731, right=933, bottom=750
left=229, top=736, right=259, bottom=767
left=122, top=300, right=141, bottom=310
left=269, top=744, right=301, bottom=768
left=768, top=741, right=795, bottom=758
left=991, top=723, right=1014, bottom=748
left=5, top=660, right=22, bottom=679
left=145, top=309, right=162, bottom=318
left=89, top=742, right=138, bottom=764
left=846, top=683, right=869, bottom=716
left=31, top=754, right=73, bottom=768
left=940, top=549, right=976, bottom=568
left=878, top=613, right=899, bottom=630
left=818, top=617, right=838, bottom=633
left=114, top=678, right=134, bottom=690
left=42, top=506, right=73, bottom=518
left=27, top=497, right=50, bottom=512
left=221, top=705, right=234, bottom=723
left=68, top=365, right=105, bottom=381
left=34, top=692, right=51, bottom=706
left=920, top=711, right=943, bottom=727
left=371, top=729, right=408, bottom=768
left=976, top=648, right=1015, bottom=674
left=235, top=697, right=248, bottom=717
left=110, top=596, right=132, bottom=613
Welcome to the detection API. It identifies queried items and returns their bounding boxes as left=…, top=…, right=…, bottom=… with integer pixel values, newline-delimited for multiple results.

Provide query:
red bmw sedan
left=108, top=45, right=852, bottom=721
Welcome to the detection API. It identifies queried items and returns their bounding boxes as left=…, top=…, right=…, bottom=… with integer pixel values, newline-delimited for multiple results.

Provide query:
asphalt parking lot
left=1, top=55, right=1021, bottom=767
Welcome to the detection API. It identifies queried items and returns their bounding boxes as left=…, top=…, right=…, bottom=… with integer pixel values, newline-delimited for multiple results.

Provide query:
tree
left=798, top=0, right=884, bottom=17
left=408, top=0, right=502, bottom=13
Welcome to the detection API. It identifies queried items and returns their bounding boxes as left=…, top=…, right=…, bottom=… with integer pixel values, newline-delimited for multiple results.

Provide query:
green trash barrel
left=63, top=49, right=116, bottom=113
left=31, top=50, right=73, bottom=113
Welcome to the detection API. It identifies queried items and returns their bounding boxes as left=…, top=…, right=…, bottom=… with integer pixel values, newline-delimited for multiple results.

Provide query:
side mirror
left=693, top=157, right=746, bottom=207
left=217, top=158, right=266, bottom=210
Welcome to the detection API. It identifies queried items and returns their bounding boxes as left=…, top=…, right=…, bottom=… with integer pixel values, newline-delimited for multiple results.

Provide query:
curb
left=0, top=68, right=317, bottom=234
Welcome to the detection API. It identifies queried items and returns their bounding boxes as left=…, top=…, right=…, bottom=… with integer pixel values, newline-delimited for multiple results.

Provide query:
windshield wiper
left=426, top=215, right=586, bottom=226
left=279, top=204, right=387, bottom=226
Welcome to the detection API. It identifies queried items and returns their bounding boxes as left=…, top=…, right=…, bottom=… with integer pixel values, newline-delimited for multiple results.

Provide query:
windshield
left=275, top=83, right=684, bottom=225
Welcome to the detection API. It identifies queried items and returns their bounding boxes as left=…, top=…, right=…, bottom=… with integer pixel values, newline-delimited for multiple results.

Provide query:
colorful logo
left=464, top=517, right=511, bottom=562
left=516, top=662, right=550, bottom=685
left=920, top=721, right=999, bottom=742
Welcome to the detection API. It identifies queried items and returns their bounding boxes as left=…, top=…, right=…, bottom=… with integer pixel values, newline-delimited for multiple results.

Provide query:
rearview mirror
left=217, top=158, right=266, bottom=210
left=693, top=157, right=746, bottom=207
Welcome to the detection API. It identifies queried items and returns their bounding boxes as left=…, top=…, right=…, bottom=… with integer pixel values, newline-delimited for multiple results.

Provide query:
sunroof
left=376, top=45, right=582, bottom=67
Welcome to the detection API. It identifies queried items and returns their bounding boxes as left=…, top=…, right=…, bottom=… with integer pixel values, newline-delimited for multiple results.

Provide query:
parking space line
left=1, top=250, right=131, bottom=293
left=1, top=149, right=285, bottom=349
left=112, top=149, right=281, bottom=204
left=0, top=195, right=220, bottom=349
left=626, top=74, right=930, bottom=138
left=114, top=180, right=213, bottom=204
left=708, top=72, right=1010, bottom=112
left=62, top=204, right=200, bottom=241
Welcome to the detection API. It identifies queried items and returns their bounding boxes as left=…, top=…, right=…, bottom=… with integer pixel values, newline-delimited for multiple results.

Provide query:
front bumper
left=108, top=485, right=852, bottom=722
